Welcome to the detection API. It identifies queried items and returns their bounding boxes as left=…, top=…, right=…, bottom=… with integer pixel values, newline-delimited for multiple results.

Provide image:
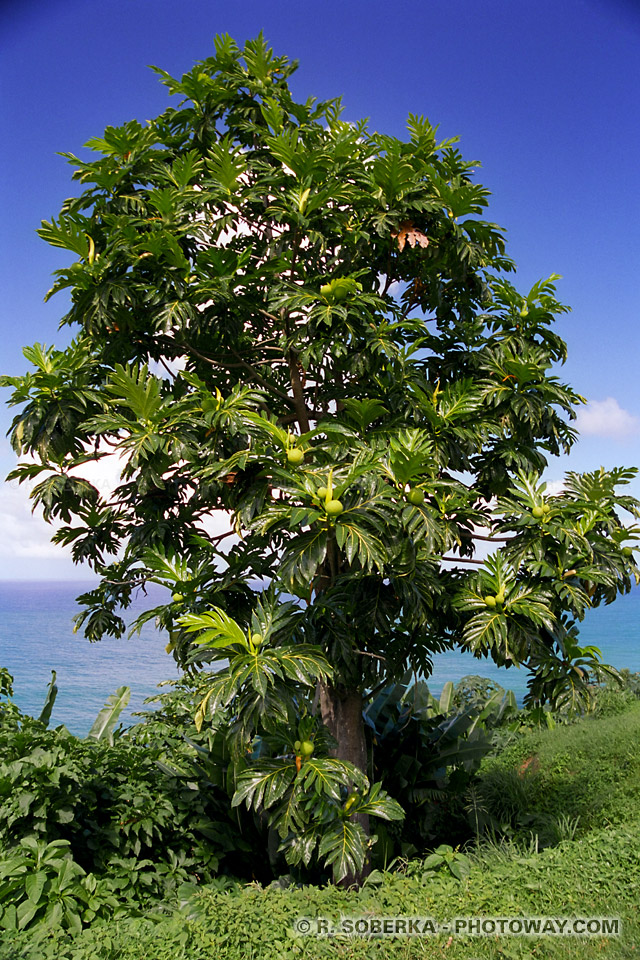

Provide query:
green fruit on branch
left=495, top=589, right=505, bottom=606
left=532, top=505, right=545, bottom=519
left=344, top=791, right=358, bottom=812
left=407, top=488, right=425, bottom=506
left=325, top=499, right=344, bottom=516
left=542, top=503, right=551, bottom=514
left=320, top=278, right=360, bottom=302
left=300, top=740, right=315, bottom=757
left=484, top=595, right=497, bottom=608
left=287, top=448, right=305, bottom=466
left=294, top=740, right=301, bottom=753
left=622, top=547, right=634, bottom=558
left=251, top=632, right=263, bottom=647
left=317, top=486, right=328, bottom=500
left=172, top=592, right=184, bottom=602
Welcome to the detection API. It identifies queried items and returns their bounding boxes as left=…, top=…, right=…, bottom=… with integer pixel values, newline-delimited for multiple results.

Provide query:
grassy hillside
left=3, top=703, right=640, bottom=960
left=1, top=818, right=637, bottom=959
left=476, top=699, right=640, bottom=841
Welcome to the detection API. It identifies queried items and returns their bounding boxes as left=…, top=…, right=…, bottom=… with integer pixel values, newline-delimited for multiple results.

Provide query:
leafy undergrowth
left=476, top=699, right=640, bottom=841
left=1, top=817, right=638, bottom=960
left=2, top=698, right=640, bottom=957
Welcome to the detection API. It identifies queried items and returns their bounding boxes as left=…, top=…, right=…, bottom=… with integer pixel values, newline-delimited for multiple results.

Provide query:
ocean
left=1, top=580, right=638, bottom=736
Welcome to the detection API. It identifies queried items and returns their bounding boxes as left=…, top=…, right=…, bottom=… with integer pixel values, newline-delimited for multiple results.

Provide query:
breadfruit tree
left=3, top=34, right=639, bottom=881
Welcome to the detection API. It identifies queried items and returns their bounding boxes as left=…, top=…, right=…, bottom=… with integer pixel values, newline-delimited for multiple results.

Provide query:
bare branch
left=287, top=350, right=311, bottom=434
left=441, top=556, right=485, bottom=565
left=470, top=532, right=512, bottom=543
left=176, top=340, right=293, bottom=403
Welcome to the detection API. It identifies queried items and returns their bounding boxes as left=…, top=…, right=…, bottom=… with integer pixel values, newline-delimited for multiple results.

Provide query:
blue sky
left=1, top=0, right=639, bottom=579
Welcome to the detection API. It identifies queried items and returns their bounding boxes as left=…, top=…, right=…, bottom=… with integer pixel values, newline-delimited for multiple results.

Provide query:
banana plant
left=3, top=668, right=131, bottom=741
left=86, top=686, right=131, bottom=743
left=37, top=670, right=58, bottom=727
left=362, top=674, right=520, bottom=860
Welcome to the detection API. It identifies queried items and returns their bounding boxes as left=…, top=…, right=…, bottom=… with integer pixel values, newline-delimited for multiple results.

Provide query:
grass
left=3, top=703, right=640, bottom=960
left=476, top=699, right=640, bottom=840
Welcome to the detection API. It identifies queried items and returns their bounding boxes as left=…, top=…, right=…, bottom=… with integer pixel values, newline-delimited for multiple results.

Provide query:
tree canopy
left=3, top=33, right=639, bottom=881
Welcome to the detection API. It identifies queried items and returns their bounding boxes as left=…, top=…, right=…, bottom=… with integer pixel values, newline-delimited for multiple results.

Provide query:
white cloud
left=0, top=447, right=236, bottom=579
left=0, top=481, right=72, bottom=562
left=542, top=479, right=566, bottom=496
left=66, top=449, right=126, bottom=496
left=576, top=397, right=640, bottom=439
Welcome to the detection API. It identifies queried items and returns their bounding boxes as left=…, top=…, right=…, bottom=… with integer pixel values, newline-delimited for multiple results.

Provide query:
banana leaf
left=87, top=686, right=131, bottom=742
left=37, top=670, right=58, bottom=727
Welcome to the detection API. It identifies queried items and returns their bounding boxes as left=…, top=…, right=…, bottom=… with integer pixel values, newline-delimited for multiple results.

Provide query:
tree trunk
left=318, top=681, right=371, bottom=885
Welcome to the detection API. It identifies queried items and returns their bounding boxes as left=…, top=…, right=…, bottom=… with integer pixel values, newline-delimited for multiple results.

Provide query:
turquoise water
left=1, top=581, right=638, bottom=736
left=0, top=581, right=178, bottom=735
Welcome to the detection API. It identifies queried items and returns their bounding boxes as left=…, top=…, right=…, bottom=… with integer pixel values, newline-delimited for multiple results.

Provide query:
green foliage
left=524, top=635, right=620, bottom=715
left=420, top=843, right=471, bottom=881
left=0, top=838, right=102, bottom=934
left=362, top=675, right=521, bottom=860
left=2, top=817, right=638, bottom=958
left=1, top=670, right=640, bottom=953
left=0, top=670, right=13, bottom=699
left=163, top=603, right=401, bottom=882
left=86, top=686, right=130, bottom=742
left=0, top=676, right=257, bottom=933
left=591, top=668, right=640, bottom=716
left=2, top=32, right=637, bottom=694
left=37, top=671, right=58, bottom=727
left=232, top=753, right=402, bottom=882
left=180, top=600, right=330, bottom=737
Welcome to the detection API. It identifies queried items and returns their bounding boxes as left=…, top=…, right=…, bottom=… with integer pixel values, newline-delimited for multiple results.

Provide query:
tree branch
left=257, top=308, right=283, bottom=325
left=158, top=357, right=178, bottom=380
left=287, top=349, right=311, bottom=433
left=205, top=529, right=236, bottom=546
left=471, top=532, right=512, bottom=543
left=363, top=677, right=391, bottom=702
left=176, top=340, right=293, bottom=403
left=441, top=556, right=486, bottom=564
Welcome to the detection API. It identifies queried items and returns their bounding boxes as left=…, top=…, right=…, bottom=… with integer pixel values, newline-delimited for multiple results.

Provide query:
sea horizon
left=1, top=579, right=638, bottom=736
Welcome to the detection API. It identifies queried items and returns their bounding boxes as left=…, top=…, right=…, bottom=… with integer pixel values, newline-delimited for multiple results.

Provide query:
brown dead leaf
left=219, top=471, right=238, bottom=485
left=519, top=755, right=540, bottom=776
left=391, top=219, right=429, bottom=253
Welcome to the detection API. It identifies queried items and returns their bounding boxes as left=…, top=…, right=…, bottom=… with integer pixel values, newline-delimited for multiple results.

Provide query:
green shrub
left=0, top=683, right=261, bottom=934
left=0, top=715, right=245, bottom=873
left=4, top=667, right=640, bottom=942
left=591, top=669, right=640, bottom=717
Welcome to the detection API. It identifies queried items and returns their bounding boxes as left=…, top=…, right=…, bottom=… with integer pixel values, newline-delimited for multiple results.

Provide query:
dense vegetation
left=2, top=668, right=640, bottom=956
left=3, top=819, right=639, bottom=960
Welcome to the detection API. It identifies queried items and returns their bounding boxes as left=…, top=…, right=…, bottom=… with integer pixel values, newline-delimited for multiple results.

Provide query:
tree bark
left=318, top=681, right=371, bottom=885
